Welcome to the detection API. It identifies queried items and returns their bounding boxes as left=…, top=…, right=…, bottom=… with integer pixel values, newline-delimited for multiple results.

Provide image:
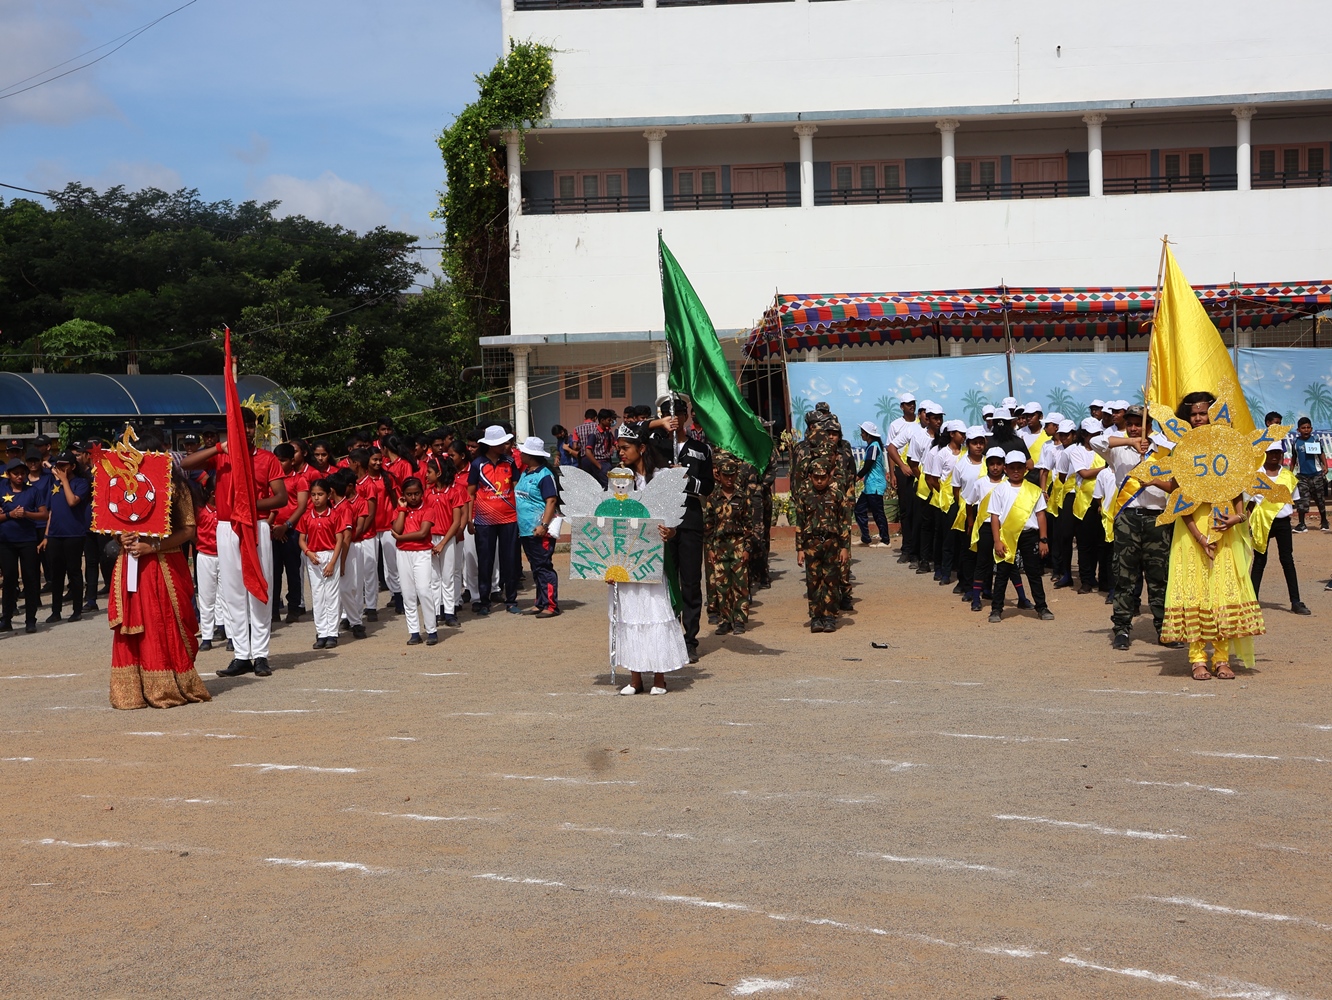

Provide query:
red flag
left=223, top=327, right=269, bottom=604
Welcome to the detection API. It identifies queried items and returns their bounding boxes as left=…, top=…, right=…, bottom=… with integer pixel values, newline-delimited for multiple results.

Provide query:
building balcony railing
left=1253, top=170, right=1331, bottom=189
left=514, top=0, right=641, bottom=9
left=523, top=190, right=801, bottom=214
left=1104, top=172, right=1237, bottom=194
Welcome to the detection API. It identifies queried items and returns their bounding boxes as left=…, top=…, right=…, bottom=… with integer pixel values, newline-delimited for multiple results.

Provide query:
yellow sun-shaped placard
left=1128, top=380, right=1293, bottom=529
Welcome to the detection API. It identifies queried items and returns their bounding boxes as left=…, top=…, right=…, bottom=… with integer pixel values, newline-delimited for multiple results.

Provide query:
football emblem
left=106, top=472, right=157, bottom=523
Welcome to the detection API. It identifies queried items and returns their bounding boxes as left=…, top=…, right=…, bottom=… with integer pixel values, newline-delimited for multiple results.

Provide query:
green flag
left=659, top=236, right=773, bottom=472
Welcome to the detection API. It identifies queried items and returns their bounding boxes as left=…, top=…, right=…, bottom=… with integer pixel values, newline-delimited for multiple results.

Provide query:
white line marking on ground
left=301, top=688, right=396, bottom=694
left=32, top=838, right=123, bottom=848
left=1194, top=751, right=1332, bottom=764
left=940, top=732, right=1072, bottom=743
left=994, top=814, right=1187, bottom=840
left=344, top=808, right=492, bottom=823
left=648, top=747, right=697, bottom=752
left=385, top=736, right=417, bottom=741
left=449, top=712, right=493, bottom=717
left=873, top=679, right=984, bottom=687
left=1144, top=896, right=1332, bottom=932
left=475, top=873, right=566, bottom=887
left=722, top=722, right=755, bottom=727
left=862, top=852, right=1013, bottom=875
left=496, top=774, right=636, bottom=786
left=228, top=709, right=314, bottom=714
left=264, top=857, right=385, bottom=874
left=0, top=673, right=81, bottom=680
left=1300, top=724, right=1332, bottom=731
left=559, top=822, right=697, bottom=841
left=1087, top=688, right=1217, bottom=698
left=421, top=672, right=467, bottom=676
left=78, top=794, right=219, bottom=805
left=232, top=763, right=359, bottom=774
left=731, top=978, right=794, bottom=995
left=777, top=697, right=868, bottom=705
left=125, top=731, right=251, bottom=740
left=875, top=761, right=918, bottom=771
left=1127, top=779, right=1237, bottom=795
left=1059, top=954, right=1302, bottom=999
left=3, top=756, right=34, bottom=761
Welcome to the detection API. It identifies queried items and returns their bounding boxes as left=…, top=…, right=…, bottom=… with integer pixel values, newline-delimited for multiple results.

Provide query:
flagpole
left=1142, top=235, right=1169, bottom=440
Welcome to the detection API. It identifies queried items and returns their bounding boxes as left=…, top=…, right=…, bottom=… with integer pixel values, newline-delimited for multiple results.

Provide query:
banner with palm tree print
left=1238, top=348, right=1332, bottom=432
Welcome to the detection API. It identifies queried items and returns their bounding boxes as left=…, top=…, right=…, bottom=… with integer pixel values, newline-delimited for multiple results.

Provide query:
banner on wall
left=1237, top=348, right=1332, bottom=431
left=1010, top=354, right=1148, bottom=420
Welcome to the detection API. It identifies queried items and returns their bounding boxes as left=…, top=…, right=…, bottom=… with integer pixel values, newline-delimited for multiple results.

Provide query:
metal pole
left=609, top=581, right=619, bottom=686
left=1000, top=282, right=1016, bottom=397
left=1231, top=272, right=1240, bottom=373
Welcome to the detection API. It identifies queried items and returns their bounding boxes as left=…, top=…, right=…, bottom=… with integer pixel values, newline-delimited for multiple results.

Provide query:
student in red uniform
left=308, top=440, right=334, bottom=477
left=299, top=478, right=345, bottom=649
left=349, top=448, right=385, bottom=621
left=425, top=457, right=465, bottom=627
left=334, top=464, right=372, bottom=640
left=182, top=408, right=288, bottom=678
left=195, top=479, right=222, bottom=651
left=468, top=425, right=521, bottom=615
left=391, top=477, right=437, bottom=645
left=379, top=435, right=415, bottom=611
left=270, top=442, right=310, bottom=624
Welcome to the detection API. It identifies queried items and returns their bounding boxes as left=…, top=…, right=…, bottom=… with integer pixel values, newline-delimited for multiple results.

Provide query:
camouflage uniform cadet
left=704, top=454, right=756, bottom=633
left=825, top=419, right=858, bottom=608
left=754, top=463, right=776, bottom=588
left=793, top=457, right=852, bottom=632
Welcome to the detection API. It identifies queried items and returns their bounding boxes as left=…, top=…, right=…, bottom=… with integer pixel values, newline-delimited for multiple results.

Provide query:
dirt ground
left=3, top=532, right=1332, bottom=999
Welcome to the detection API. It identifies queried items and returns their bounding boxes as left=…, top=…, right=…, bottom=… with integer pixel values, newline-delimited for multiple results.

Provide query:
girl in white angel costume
left=559, top=422, right=690, bottom=695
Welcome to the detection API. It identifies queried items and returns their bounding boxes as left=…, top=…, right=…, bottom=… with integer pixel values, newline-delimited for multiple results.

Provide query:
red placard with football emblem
left=91, top=447, right=172, bottom=538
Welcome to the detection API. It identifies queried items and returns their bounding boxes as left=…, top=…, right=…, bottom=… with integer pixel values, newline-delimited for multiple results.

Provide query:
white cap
left=479, top=424, right=514, bottom=447
left=917, top=399, right=936, bottom=412
left=518, top=436, right=550, bottom=458
left=898, top=392, right=916, bottom=404
left=1024, top=401, right=1042, bottom=413
left=859, top=420, right=881, bottom=438
left=1080, top=417, right=1103, bottom=434
left=985, top=446, right=1007, bottom=460
left=1058, top=419, right=1076, bottom=433
left=1266, top=441, right=1286, bottom=453
left=982, top=404, right=995, bottom=416
left=1004, top=450, right=1028, bottom=464
left=1045, top=412, right=1064, bottom=425
left=1110, top=399, right=1128, bottom=410
left=1090, top=399, right=1106, bottom=409
left=966, top=424, right=988, bottom=440
left=1001, top=396, right=1018, bottom=409
left=992, top=406, right=1012, bottom=420
left=923, top=401, right=944, bottom=415
left=944, top=419, right=967, bottom=434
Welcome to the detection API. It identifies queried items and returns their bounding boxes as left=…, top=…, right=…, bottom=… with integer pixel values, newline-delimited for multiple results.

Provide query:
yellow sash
left=969, top=488, right=996, bottom=551
left=931, top=464, right=955, bottom=511
left=1029, top=430, right=1051, bottom=463
left=1072, top=454, right=1107, bottom=520
left=996, top=481, right=1043, bottom=564
left=916, top=468, right=931, bottom=500
left=1249, top=467, right=1297, bottom=554
left=1048, top=473, right=1071, bottom=511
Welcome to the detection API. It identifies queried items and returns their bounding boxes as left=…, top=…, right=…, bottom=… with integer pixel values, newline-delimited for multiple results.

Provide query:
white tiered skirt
left=608, top=581, right=689, bottom=674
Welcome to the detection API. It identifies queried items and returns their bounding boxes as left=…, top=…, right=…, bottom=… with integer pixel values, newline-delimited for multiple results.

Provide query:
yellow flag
left=1149, top=245, right=1256, bottom=436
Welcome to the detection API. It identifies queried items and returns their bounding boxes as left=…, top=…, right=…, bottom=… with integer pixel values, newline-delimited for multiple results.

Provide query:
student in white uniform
left=950, top=427, right=988, bottom=599
left=988, top=451, right=1054, bottom=623
left=1249, top=442, right=1311, bottom=615
left=928, top=419, right=966, bottom=585
left=1017, top=403, right=1044, bottom=447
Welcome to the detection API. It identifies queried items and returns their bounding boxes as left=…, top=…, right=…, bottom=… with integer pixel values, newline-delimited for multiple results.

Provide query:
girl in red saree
left=109, top=456, right=211, bottom=710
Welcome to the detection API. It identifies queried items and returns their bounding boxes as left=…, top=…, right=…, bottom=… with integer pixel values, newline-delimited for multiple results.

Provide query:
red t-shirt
left=298, top=505, right=341, bottom=552
left=396, top=503, right=435, bottom=552
left=195, top=503, right=218, bottom=557
left=357, top=475, right=389, bottom=533
left=345, top=491, right=371, bottom=541
left=275, top=470, right=309, bottom=524
left=331, top=498, right=355, bottom=538
left=209, top=447, right=283, bottom=523
left=384, top=457, right=414, bottom=491
left=467, top=455, right=517, bottom=526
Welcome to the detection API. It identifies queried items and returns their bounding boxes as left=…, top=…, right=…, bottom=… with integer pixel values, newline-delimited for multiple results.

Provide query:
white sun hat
left=479, top=424, right=514, bottom=447
left=982, top=404, right=995, bottom=416
left=1024, top=401, right=1042, bottom=413
left=991, top=406, right=1012, bottom=420
left=859, top=420, right=881, bottom=437
left=518, top=436, right=550, bottom=458
left=1001, top=396, right=1018, bottom=409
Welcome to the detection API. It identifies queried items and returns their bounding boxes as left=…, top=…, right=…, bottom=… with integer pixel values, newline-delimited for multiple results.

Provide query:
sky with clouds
left=0, top=0, right=503, bottom=281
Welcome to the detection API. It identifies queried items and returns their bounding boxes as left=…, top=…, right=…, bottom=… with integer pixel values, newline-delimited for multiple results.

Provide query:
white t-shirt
left=887, top=415, right=914, bottom=443
left=1017, top=426, right=1040, bottom=446
left=1063, top=443, right=1094, bottom=479
left=1090, top=431, right=1168, bottom=511
left=952, top=456, right=985, bottom=499
left=966, top=474, right=1005, bottom=508
left=1093, top=466, right=1118, bottom=502
left=989, top=480, right=1048, bottom=532
left=934, top=445, right=962, bottom=486
left=1038, top=443, right=1064, bottom=476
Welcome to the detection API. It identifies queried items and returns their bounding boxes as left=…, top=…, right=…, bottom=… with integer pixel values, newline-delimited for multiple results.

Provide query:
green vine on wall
left=434, top=40, right=554, bottom=341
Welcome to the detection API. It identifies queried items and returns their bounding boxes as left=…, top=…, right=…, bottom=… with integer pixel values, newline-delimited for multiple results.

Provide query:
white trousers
left=356, top=537, right=378, bottom=611
left=305, top=551, right=341, bottom=639
left=378, top=530, right=400, bottom=597
left=398, top=548, right=435, bottom=636
left=339, top=541, right=363, bottom=627
left=432, top=536, right=460, bottom=615
left=216, top=520, right=273, bottom=660
left=196, top=551, right=220, bottom=637
left=462, top=530, right=498, bottom=597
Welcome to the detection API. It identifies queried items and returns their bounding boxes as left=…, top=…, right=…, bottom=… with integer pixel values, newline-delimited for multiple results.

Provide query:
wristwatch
left=1038, top=536, right=1048, bottom=542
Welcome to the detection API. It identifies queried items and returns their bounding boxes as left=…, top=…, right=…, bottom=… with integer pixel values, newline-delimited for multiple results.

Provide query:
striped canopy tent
left=741, top=282, right=1332, bottom=360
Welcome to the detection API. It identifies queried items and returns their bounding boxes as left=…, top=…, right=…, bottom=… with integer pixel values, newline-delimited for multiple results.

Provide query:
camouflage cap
left=813, top=401, right=832, bottom=415
left=808, top=457, right=832, bottom=476
left=714, top=453, right=739, bottom=475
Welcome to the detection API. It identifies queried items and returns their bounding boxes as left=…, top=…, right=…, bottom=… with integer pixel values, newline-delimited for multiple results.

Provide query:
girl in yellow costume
left=1156, top=392, right=1264, bottom=681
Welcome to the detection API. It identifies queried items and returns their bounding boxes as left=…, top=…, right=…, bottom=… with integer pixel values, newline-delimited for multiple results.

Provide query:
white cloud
left=231, top=131, right=270, bottom=166
left=254, top=170, right=406, bottom=235
left=26, top=158, right=183, bottom=193
left=0, top=1, right=119, bottom=128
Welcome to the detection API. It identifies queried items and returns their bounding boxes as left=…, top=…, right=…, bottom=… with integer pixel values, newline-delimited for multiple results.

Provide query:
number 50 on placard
left=1191, top=453, right=1229, bottom=477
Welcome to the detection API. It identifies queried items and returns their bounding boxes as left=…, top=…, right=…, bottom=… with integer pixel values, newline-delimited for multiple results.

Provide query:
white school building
left=481, top=0, right=1332, bottom=444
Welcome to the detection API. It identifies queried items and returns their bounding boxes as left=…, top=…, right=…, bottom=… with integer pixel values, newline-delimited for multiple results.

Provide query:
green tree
left=959, top=389, right=987, bottom=426
left=874, top=395, right=899, bottom=431
left=37, top=319, right=119, bottom=371
left=1046, top=387, right=1077, bottom=416
left=790, top=395, right=812, bottom=428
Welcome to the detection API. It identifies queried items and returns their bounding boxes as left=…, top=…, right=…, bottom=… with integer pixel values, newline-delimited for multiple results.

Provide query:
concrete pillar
left=645, top=129, right=667, bottom=213
left=1093, top=338, right=1108, bottom=354
left=1233, top=106, right=1255, bottom=192
left=806, top=348, right=819, bottom=362
left=654, top=342, right=670, bottom=398
left=504, top=130, right=522, bottom=223
left=512, top=346, right=531, bottom=441
left=937, top=119, right=959, bottom=203
left=948, top=341, right=963, bottom=358
left=794, top=124, right=818, bottom=208
left=1238, top=327, right=1254, bottom=349
left=1083, top=113, right=1107, bottom=197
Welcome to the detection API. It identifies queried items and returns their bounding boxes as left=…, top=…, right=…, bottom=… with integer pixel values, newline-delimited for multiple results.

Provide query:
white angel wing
left=639, top=466, right=688, bottom=527
left=555, top=465, right=607, bottom=517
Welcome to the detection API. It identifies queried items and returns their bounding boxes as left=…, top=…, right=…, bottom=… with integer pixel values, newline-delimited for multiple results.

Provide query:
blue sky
left=0, top=0, right=503, bottom=280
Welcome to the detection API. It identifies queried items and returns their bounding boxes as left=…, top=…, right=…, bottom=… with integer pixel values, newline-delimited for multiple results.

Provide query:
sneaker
left=822, top=618, right=836, bottom=632
left=364, top=608, right=379, bottom=622
left=988, top=611, right=1003, bottom=623
left=475, top=604, right=491, bottom=617
left=1325, top=580, right=1332, bottom=591
left=313, top=637, right=327, bottom=650
left=216, top=659, right=254, bottom=677
left=0, top=620, right=13, bottom=632
left=351, top=624, right=367, bottom=639
left=443, top=614, right=461, bottom=628
left=1112, top=632, right=1131, bottom=650
left=45, top=612, right=62, bottom=623
left=426, top=632, right=439, bottom=646
left=506, top=604, right=522, bottom=614
left=649, top=686, right=667, bottom=696
left=707, top=613, right=720, bottom=625
left=716, top=621, right=732, bottom=635
left=731, top=622, right=746, bottom=635
left=81, top=601, right=100, bottom=613
left=688, top=649, right=700, bottom=664
left=1322, top=524, right=1331, bottom=532
left=809, top=620, right=821, bottom=633
left=1292, top=602, right=1312, bottom=616
left=1038, top=609, right=1055, bottom=621
left=839, top=595, right=854, bottom=611
left=1053, top=575, right=1074, bottom=589
left=951, top=581, right=965, bottom=594
left=406, top=633, right=422, bottom=645
left=1293, top=523, right=1308, bottom=533
left=470, top=601, right=484, bottom=614
left=24, top=622, right=36, bottom=634
left=253, top=658, right=272, bottom=677
left=1016, top=597, right=1034, bottom=610
left=619, top=684, right=640, bottom=696
left=916, top=562, right=933, bottom=575
left=971, top=597, right=982, bottom=612
left=199, top=640, right=213, bottom=652
left=858, top=538, right=872, bottom=547
left=325, top=637, right=338, bottom=649
left=285, top=608, right=301, bottom=624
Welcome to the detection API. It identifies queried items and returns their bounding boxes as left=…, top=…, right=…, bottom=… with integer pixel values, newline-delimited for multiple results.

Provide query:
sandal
left=1213, top=661, right=1236, bottom=680
left=1190, top=662, right=1212, bottom=681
